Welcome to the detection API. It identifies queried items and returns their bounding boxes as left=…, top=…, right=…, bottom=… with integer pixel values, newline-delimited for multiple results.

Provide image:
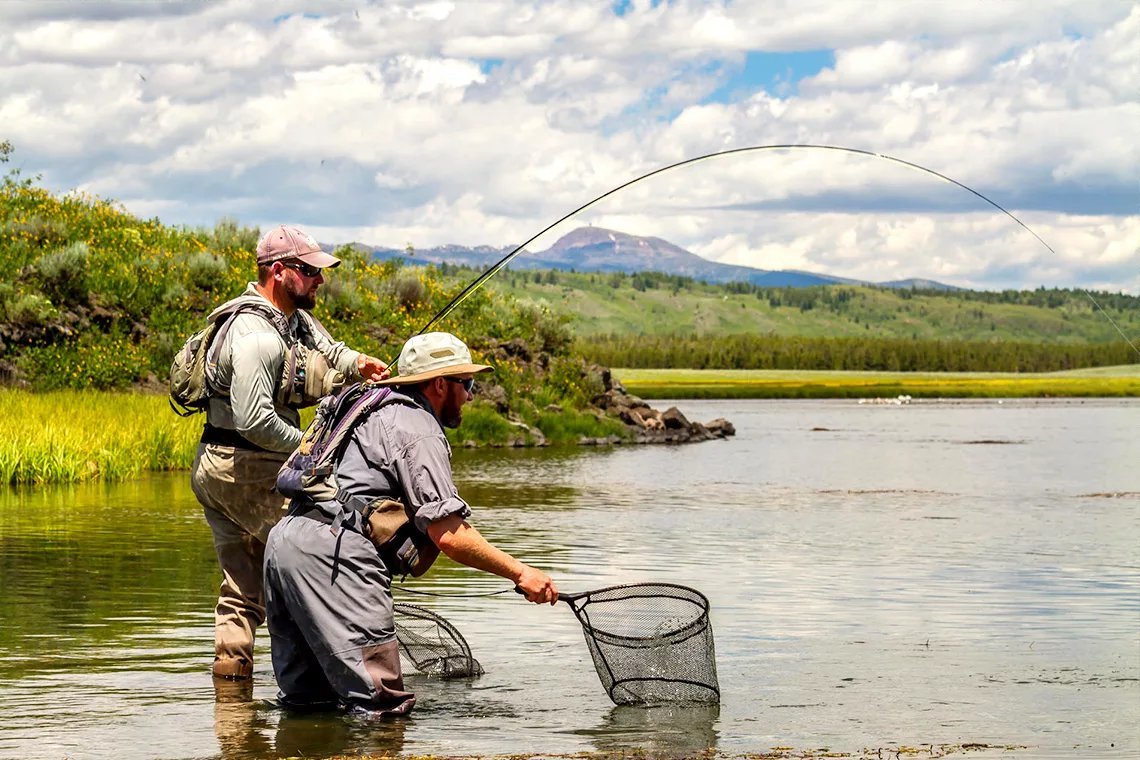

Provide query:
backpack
left=277, top=383, right=440, bottom=578
left=168, top=299, right=287, bottom=417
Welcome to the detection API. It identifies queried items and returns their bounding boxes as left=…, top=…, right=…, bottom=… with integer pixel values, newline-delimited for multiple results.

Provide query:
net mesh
left=393, top=602, right=484, bottom=678
left=566, top=583, right=719, bottom=705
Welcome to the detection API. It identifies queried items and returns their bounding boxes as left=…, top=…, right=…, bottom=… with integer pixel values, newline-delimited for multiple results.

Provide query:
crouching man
left=263, top=332, right=558, bottom=715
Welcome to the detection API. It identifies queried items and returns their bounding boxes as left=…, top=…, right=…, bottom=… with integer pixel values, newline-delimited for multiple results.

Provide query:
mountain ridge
left=361, top=225, right=958, bottom=290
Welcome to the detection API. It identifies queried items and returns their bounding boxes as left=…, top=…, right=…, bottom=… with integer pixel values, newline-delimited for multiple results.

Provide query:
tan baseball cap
left=256, top=224, right=341, bottom=269
left=374, top=332, right=493, bottom=386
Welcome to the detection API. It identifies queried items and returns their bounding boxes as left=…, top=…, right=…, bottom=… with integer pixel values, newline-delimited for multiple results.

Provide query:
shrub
left=36, top=241, right=90, bottom=302
left=5, top=293, right=58, bottom=328
left=186, top=251, right=228, bottom=292
left=320, top=274, right=367, bottom=320
left=392, top=275, right=426, bottom=311
left=212, top=217, right=260, bottom=252
left=7, top=215, right=68, bottom=248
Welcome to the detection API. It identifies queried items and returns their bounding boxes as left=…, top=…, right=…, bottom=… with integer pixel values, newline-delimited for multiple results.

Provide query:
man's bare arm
left=426, top=514, right=558, bottom=605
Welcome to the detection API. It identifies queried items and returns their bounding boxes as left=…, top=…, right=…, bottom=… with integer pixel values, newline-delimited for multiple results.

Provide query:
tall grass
left=0, top=390, right=202, bottom=485
left=0, top=389, right=634, bottom=486
left=616, top=367, right=1140, bottom=399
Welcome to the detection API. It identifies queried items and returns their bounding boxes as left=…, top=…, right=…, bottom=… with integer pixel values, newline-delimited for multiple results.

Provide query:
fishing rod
left=406, top=143, right=1138, bottom=357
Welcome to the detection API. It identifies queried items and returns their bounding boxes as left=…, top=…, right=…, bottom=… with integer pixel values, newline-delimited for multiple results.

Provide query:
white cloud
left=0, top=0, right=1136, bottom=293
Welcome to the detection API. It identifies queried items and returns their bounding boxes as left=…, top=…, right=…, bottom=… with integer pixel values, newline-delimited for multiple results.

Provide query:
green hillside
left=484, top=268, right=1139, bottom=344
left=0, top=145, right=622, bottom=455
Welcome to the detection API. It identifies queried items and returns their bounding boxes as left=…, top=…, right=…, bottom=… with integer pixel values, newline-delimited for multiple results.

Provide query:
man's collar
left=389, top=385, right=443, bottom=429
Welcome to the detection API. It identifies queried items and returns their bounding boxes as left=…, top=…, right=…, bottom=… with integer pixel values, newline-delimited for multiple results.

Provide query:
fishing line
left=410, top=143, right=1138, bottom=357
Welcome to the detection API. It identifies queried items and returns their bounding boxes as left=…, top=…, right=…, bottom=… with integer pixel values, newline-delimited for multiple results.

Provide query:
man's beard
left=440, top=391, right=464, bottom=429
left=285, top=279, right=317, bottom=310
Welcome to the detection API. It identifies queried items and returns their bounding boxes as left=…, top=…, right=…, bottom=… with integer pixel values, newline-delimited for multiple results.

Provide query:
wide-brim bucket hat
left=374, top=332, right=493, bottom=386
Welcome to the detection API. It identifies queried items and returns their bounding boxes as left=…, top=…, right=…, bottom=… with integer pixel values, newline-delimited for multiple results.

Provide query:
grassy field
left=486, top=269, right=1140, bottom=343
left=0, top=390, right=203, bottom=484
left=615, top=365, right=1140, bottom=399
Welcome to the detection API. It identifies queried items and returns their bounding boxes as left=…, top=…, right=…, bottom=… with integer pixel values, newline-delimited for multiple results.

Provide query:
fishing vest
left=168, top=294, right=346, bottom=416
left=276, top=383, right=440, bottom=578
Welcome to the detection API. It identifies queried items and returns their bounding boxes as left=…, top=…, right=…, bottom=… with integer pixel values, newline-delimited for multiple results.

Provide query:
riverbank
left=0, top=388, right=627, bottom=485
left=616, top=365, right=1140, bottom=399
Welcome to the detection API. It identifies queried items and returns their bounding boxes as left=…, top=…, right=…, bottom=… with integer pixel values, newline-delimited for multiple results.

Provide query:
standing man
left=263, top=332, right=558, bottom=716
left=191, top=224, right=388, bottom=681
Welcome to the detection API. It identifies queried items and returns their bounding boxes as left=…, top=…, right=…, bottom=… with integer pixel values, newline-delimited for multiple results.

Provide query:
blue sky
left=707, top=50, right=835, bottom=100
left=0, top=0, right=1136, bottom=292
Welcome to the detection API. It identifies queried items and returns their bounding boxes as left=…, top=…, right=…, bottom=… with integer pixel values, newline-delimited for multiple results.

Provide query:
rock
left=706, top=418, right=736, bottom=437
left=479, top=383, right=510, bottom=414
left=507, top=419, right=546, bottom=448
left=494, top=338, right=531, bottom=362
left=660, top=406, right=690, bottom=430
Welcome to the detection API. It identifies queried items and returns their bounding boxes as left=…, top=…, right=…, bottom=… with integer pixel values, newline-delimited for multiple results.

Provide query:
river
left=0, top=398, right=1137, bottom=759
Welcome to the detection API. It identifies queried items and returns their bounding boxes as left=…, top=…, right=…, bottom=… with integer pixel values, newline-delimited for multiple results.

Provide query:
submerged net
left=565, top=583, right=719, bottom=705
left=393, top=602, right=484, bottom=678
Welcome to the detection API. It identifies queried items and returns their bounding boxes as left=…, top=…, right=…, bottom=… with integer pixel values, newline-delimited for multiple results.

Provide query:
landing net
left=566, top=583, right=719, bottom=705
left=393, top=602, right=484, bottom=678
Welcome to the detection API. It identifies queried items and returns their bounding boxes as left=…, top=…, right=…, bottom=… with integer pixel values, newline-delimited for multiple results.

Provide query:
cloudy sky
left=2, top=1, right=1137, bottom=291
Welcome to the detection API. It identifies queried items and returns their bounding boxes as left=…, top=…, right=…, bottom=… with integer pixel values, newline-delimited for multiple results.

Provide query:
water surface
left=0, top=398, right=1137, bottom=759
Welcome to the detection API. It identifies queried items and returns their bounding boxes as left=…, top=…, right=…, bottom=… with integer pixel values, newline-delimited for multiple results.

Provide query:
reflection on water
left=0, top=399, right=1138, bottom=759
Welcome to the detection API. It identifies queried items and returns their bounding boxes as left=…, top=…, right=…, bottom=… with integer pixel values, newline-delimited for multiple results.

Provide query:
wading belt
left=290, top=493, right=367, bottom=531
left=201, top=423, right=269, bottom=452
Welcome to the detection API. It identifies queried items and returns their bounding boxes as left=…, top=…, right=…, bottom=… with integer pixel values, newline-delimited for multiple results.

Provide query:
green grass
left=615, top=366, right=1140, bottom=399
left=487, top=270, right=1140, bottom=344
left=0, top=390, right=636, bottom=485
left=0, top=389, right=203, bottom=484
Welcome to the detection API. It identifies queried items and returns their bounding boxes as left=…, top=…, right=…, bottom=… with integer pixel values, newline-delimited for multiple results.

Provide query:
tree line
left=578, top=333, right=1137, bottom=373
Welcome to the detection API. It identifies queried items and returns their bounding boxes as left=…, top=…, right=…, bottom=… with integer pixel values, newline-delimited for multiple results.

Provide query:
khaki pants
left=190, top=443, right=289, bottom=678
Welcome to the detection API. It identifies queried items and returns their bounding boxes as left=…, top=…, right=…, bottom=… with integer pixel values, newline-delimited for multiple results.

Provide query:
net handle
left=515, top=581, right=710, bottom=607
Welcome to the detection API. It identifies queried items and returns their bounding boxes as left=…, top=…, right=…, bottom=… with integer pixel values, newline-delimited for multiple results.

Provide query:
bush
left=212, top=217, right=260, bottom=252
left=18, top=332, right=149, bottom=390
left=5, top=293, right=58, bottom=328
left=320, top=273, right=367, bottom=320
left=186, top=251, right=228, bottom=292
left=392, top=275, right=426, bottom=311
left=36, top=241, right=90, bottom=302
left=6, top=215, right=68, bottom=249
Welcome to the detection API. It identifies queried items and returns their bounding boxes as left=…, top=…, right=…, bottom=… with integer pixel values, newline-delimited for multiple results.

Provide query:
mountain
left=364, top=226, right=957, bottom=290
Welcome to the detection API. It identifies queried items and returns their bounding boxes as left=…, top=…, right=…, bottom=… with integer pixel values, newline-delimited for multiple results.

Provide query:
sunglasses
left=446, top=376, right=475, bottom=393
left=281, top=260, right=322, bottom=278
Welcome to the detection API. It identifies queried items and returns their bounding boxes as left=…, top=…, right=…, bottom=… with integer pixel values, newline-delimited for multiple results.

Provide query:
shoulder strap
left=296, top=309, right=334, bottom=343
left=204, top=299, right=292, bottom=368
left=312, top=386, right=408, bottom=472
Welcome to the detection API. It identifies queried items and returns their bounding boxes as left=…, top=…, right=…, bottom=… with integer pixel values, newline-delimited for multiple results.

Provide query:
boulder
left=706, top=418, right=736, bottom=438
left=660, top=406, right=690, bottom=430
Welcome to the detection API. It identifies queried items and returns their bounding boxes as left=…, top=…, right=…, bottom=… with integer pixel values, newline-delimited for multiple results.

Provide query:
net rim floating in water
left=393, top=601, right=484, bottom=679
left=558, top=582, right=720, bottom=706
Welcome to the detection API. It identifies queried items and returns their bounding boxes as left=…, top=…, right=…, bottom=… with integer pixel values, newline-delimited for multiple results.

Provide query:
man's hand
left=516, top=564, right=559, bottom=605
left=357, top=354, right=390, bottom=382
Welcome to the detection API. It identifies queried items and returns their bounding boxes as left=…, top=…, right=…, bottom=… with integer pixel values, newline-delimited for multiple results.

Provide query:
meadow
left=489, top=267, right=1140, bottom=345
left=615, top=365, right=1140, bottom=399
left=0, top=389, right=202, bottom=484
